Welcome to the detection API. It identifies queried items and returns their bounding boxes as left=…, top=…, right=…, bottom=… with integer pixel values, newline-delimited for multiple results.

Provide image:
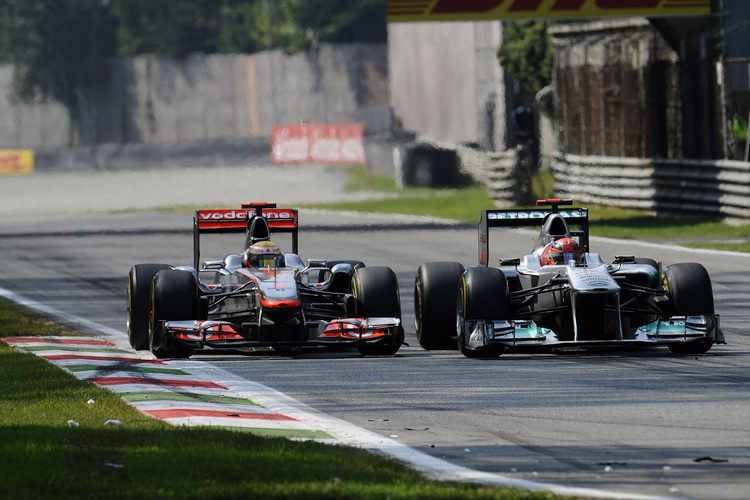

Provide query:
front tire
left=127, top=263, right=171, bottom=350
left=457, top=267, right=508, bottom=358
left=663, top=263, right=715, bottom=355
left=414, top=262, right=465, bottom=350
left=352, top=266, right=403, bottom=356
left=149, top=270, right=198, bottom=359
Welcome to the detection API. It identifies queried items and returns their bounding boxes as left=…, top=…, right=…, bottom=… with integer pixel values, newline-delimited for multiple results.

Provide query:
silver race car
left=415, top=199, right=724, bottom=357
left=127, top=202, right=403, bottom=358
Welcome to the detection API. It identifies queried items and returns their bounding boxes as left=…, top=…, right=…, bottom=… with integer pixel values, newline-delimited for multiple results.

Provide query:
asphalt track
left=2, top=163, right=750, bottom=500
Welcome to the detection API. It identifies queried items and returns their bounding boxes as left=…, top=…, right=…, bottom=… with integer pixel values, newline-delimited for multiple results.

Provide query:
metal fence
left=551, top=152, right=750, bottom=220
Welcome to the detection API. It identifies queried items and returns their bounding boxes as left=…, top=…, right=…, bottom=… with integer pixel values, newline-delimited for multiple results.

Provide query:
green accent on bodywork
left=489, top=320, right=550, bottom=341
left=647, top=268, right=660, bottom=288
left=637, top=319, right=692, bottom=338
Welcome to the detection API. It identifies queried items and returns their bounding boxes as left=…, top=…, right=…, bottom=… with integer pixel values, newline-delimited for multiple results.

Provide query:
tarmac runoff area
left=0, top=162, right=390, bottom=219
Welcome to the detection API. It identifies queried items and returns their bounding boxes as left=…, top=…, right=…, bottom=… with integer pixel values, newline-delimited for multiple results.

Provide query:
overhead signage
left=387, top=0, right=712, bottom=23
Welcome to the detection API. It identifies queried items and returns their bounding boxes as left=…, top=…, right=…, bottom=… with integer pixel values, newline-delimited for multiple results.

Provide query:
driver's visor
left=561, top=252, right=580, bottom=263
left=257, top=257, right=279, bottom=267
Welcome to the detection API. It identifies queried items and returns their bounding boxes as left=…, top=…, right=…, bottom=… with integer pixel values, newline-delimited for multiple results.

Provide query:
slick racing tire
left=127, top=263, right=171, bottom=350
left=352, top=266, right=403, bottom=356
left=414, top=262, right=465, bottom=350
left=457, top=267, right=508, bottom=358
left=149, top=269, right=198, bottom=359
left=662, top=263, right=715, bottom=355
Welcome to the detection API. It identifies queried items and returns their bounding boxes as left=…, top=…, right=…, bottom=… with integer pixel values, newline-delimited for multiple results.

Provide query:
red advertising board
left=387, top=0, right=711, bottom=22
left=271, top=124, right=366, bottom=165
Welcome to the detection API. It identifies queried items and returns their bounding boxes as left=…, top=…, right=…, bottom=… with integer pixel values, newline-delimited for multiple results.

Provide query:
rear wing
left=193, top=202, right=299, bottom=269
left=479, top=199, right=589, bottom=266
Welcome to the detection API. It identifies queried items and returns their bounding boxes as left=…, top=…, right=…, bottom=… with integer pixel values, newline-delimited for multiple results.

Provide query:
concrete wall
left=0, top=43, right=390, bottom=149
left=0, top=67, right=70, bottom=147
left=388, top=21, right=510, bottom=151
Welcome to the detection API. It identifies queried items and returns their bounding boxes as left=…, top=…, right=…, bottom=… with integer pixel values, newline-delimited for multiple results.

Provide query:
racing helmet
left=541, top=237, right=583, bottom=265
left=243, top=240, right=284, bottom=268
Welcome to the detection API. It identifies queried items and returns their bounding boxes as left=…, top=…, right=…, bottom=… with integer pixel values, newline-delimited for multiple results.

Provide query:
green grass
left=305, top=165, right=498, bottom=222
left=343, top=164, right=402, bottom=192
left=312, top=184, right=496, bottom=221
left=0, top=297, right=81, bottom=337
left=0, top=298, right=563, bottom=499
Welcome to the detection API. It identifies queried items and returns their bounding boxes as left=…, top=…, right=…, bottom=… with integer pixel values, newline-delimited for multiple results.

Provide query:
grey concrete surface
left=0, top=162, right=388, bottom=220
left=3, top=164, right=750, bottom=500
left=1, top=204, right=749, bottom=500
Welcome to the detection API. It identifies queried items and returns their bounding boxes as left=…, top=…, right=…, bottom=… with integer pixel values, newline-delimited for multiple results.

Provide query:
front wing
left=162, top=317, right=402, bottom=350
left=463, top=314, right=724, bottom=351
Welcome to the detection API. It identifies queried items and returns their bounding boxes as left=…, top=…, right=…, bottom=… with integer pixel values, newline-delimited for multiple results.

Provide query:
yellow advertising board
left=0, top=149, right=35, bottom=175
left=387, top=0, right=712, bottom=23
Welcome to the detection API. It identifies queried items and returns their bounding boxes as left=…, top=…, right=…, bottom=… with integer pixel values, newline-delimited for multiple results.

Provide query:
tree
left=228, top=0, right=387, bottom=54
left=498, top=21, right=553, bottom=95
left=109, top=0, right=386, bottom=56
left=0, top=0, right=387, bottom=144
left=109, top=0, right=222, bottom=57
left=291, top=0, right=386, bottom=45
left=0, top=0, right=116, bottom=145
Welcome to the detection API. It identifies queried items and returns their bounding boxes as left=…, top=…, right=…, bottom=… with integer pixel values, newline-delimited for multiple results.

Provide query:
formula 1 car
left=415, top=199, right=724, bottom=357
left=127, top=202, right=403, bottom=358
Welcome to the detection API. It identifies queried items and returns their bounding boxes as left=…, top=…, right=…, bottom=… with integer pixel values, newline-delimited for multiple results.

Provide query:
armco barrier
left=362, top=135, right=518, bottom=205
left=485, top=150, right=517, bottom=206
left=551, top=152, right=750, bottom=220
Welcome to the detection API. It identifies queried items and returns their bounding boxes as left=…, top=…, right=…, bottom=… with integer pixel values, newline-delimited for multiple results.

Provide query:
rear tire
left=457, top=267, right=508, bottom=358
left=149, top=270, right=198, bottom=359
left=127, top=264, right=171, bottom=350
left=663, top=263, right=715, bottom=355
left=352, top=266, right=403, bottom=356
left=414, top=262, right=465, bottom=350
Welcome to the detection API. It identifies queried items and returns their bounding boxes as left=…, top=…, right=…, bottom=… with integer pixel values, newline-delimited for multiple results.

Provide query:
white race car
left=415, top=199, right=723, bottom=357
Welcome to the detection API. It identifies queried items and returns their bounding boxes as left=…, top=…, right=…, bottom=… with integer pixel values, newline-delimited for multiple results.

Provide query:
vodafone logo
left=198, top=209, right=294, bottom=220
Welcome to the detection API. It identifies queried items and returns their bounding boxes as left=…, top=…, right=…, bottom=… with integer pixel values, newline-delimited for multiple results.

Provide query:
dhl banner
left=0, top=149, right=34, bottom=175
left=271, top=124, right=366, bottom=165
left=387, top=0, right=712, bottom=23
